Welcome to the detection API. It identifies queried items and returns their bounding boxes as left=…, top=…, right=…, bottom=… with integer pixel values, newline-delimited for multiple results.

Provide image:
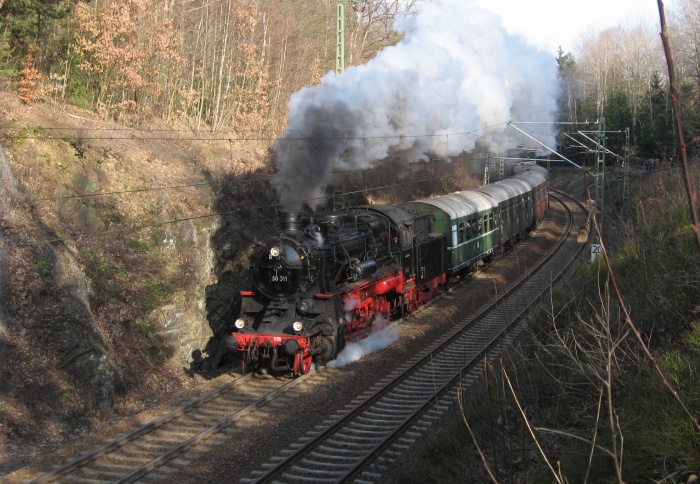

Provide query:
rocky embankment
left=0, top=94, right=276, bottom=473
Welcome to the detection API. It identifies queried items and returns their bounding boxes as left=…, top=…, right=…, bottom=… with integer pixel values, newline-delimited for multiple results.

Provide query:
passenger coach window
left=459, top=221, right=469, bottom=243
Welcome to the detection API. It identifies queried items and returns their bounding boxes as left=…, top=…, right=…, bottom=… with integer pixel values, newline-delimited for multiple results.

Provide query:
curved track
left=241, top=191, right=588, bottom=483
left=22, top=191, right=587, bottom=484
left=30, top=373, right=302, bottom=483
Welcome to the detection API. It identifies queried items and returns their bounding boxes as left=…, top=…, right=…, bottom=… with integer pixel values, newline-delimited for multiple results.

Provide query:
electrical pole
left=594, top=116, right=606, bottom=239
left=332, top=1, right=370, bottom=209
left=336, top=2, right=345, bottom=74
left=336, top=1, right=369, bottom=74
left=623, top=127, right=630, bottom=208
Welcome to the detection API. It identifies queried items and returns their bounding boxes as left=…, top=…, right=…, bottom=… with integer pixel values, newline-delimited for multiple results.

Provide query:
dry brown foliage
left=17, top=46, right=41, bottom=104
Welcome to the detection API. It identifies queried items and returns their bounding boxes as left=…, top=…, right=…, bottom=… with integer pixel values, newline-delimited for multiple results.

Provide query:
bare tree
left=571, top=21, right=665, bottom=145
left=576, top=29, right=619, bottom=118
left=346, top=0, right=419, bottom=66
left=670, top=0, right=700, bottom=90
left=616, top=23, right=666, bottom=141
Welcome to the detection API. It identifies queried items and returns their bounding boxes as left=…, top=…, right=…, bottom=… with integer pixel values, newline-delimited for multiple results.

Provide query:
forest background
left=1, top=0, right=698, bottom=159
left=2, top=0, right=700, bottom=481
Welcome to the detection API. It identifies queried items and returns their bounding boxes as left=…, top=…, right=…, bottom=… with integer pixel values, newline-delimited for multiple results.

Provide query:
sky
left=472, top=0, right=671, bottom=55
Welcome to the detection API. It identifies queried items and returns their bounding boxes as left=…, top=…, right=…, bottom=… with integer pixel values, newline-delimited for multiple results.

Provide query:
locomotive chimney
left=279, top=211, right=302, bottom=232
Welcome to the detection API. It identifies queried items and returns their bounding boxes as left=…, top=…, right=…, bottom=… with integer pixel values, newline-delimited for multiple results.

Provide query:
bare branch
left=456, top=380, right=498, bottom=484
left=585, top=173, right=700, bottom=432
left=657, top=0, right=700, bottom=253
left=534, top=426, right=616, bottom=460
left=502, top=363, right=564, bottom=484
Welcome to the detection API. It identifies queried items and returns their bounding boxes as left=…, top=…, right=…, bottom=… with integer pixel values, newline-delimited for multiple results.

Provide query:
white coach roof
left=405, top=190, right=495, bottom=219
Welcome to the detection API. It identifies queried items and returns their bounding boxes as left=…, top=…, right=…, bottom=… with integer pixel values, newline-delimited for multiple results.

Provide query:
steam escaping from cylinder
left=272, top=0, right=559, bottom=210
left=326, top=321, right=401, bottom=369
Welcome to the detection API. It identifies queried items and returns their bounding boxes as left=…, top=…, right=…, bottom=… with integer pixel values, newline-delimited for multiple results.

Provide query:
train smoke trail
left=273, top=0, right=559, bottom=210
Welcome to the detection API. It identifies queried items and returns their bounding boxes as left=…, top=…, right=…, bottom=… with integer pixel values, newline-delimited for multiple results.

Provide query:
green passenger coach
left=474, top=180, right=530, bottom=246
left=402, top=191, right=498, bottom=274
left=401, top=163, right=549, bottom=277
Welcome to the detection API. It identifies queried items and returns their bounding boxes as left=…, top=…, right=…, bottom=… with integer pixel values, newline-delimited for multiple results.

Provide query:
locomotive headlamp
left=293, top=321, right=303, bottom=332
left=270, top=246, right=281, bottom=257
left=234, top=318, right=247, bottom=330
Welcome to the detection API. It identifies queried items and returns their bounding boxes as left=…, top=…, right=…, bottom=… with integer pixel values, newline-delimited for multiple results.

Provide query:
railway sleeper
left=288, top=466, right=349, bottom=477
left=307, top=451, right=359, bottom=462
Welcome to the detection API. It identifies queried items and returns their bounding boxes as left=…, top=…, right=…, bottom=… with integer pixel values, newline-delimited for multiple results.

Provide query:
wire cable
left=34, top=181, right=212, bottom=201
left=28, top=174, right=455, bottom=246
left=0, top=121, right=525, bottom=144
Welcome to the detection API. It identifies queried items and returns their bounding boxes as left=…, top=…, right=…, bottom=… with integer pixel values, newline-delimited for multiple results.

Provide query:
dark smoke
left=273, top=0, right=559, bottom=210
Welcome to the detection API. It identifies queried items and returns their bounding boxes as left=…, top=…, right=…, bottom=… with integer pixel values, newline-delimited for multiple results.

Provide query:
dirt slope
left=0, top=92, right=277, bottom=473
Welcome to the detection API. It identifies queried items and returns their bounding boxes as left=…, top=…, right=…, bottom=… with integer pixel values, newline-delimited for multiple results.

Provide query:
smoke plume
left=273, top=0, right=559, bottom=210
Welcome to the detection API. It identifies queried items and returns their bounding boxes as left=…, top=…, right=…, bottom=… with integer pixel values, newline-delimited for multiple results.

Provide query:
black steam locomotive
left=226, top=164, right=549, bottom=375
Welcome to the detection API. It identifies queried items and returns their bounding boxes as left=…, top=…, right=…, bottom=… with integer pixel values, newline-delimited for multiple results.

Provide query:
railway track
left=19, top=191, right=586, bottom=484
left=241, top=191, right=588, bottom=483
left=28, top=373, right=304, bottom=483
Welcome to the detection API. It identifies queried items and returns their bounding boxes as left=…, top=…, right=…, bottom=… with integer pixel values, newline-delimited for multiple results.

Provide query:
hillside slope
left=0, top=93, right=277, bottom=472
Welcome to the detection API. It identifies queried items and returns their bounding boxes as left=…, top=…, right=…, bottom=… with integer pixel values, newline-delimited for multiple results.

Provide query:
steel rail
left=244, top=191, right=587, bottom=483
left=30, top=372, right=309, bottom=483
left=347, top=190, right=588, bottom=482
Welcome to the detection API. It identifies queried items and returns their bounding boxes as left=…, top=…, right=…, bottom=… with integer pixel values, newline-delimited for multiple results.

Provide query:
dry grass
left=0, top=92, right=274, bottom=473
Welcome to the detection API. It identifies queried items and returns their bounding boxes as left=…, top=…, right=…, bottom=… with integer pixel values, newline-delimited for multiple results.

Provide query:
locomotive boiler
left=227, top=206, right=447, bottom=375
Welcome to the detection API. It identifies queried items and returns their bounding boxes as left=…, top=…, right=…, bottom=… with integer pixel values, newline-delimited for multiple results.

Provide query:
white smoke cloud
left=273, top=0, right=559, bottom=209
left=325, top=322, right=401, bottom=368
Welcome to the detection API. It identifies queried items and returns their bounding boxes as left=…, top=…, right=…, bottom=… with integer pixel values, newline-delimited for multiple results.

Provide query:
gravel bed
left=6, top=200, right=570, bottom=484
left=170, top=202, right=568, bottom=483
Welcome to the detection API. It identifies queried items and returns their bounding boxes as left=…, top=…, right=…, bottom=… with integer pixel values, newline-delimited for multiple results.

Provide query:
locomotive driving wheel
left=296, top=352, right=312, bottom=376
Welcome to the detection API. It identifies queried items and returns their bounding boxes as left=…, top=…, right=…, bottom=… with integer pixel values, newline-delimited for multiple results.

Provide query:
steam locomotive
left=226, top=163, right=549, bottom=375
